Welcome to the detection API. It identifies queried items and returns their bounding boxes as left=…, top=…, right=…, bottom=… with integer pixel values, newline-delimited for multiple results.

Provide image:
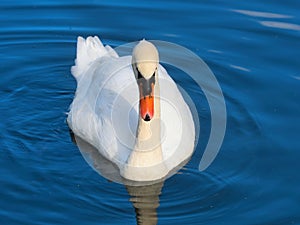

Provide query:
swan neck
left=126, top=78, right=162, bottom=168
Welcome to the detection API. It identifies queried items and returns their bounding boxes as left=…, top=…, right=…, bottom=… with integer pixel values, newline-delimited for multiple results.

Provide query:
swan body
left=67, top=36, right=195, bottom=181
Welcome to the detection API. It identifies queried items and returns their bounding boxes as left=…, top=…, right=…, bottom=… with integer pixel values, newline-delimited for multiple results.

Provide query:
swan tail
left=71, top=36, right=118, bottom=80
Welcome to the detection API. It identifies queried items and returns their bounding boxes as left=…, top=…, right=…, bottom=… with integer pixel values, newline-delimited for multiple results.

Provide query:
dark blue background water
left=1, top=1, right=300, bottom=224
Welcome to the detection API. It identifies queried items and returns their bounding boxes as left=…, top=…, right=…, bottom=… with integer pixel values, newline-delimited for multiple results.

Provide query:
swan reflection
left=126, top=182, right=163, bottom=225
left=70, top=132, right=165, bottom=224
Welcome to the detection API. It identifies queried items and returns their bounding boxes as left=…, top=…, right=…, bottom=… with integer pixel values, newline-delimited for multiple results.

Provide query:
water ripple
left=259, top=21, right=300, bottom=31
left=232, top=9, right=292, bottom=19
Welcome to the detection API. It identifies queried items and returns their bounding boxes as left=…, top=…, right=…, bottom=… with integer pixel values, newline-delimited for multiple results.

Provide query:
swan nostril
left=144, top=114, right=151, bottom=121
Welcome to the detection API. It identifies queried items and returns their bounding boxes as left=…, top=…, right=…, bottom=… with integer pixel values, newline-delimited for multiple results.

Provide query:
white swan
left=67, top=36, right=195, bottom=182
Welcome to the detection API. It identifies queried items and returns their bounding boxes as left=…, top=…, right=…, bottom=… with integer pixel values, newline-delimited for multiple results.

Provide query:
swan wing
left=68, top=37, right=138, bottom=166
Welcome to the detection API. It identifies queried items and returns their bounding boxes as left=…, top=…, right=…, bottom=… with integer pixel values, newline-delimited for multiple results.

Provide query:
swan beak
left=139, top=83, right=154, bottom=122
left=140, top=96, right=154, bottom=121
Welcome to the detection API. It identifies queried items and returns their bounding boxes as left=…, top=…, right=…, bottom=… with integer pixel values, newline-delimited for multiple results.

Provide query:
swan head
left=132, top=40, right=159, bottom=122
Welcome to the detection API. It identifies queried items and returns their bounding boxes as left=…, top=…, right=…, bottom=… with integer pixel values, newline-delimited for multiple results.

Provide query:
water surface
left=1, top=0, right=300, bottom=224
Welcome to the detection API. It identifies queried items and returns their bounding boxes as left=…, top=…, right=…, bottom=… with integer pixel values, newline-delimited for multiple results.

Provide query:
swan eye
left=153, top=67, right=157, bottom=76
left=137, top=68, right=143, bottom=80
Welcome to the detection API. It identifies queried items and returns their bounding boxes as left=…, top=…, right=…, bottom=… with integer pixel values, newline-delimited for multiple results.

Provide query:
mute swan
left=67, top=36, right=195, bottom=182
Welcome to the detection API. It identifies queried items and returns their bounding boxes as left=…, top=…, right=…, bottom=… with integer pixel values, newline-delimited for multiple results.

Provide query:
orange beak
left=139, top=82, right=154, bottom=121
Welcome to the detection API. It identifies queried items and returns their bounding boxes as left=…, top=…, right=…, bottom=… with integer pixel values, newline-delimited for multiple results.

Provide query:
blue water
left=1, top=1, right=300, bottom=224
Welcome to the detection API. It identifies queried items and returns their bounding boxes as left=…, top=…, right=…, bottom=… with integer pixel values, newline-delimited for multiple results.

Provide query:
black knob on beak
left=144, top=114, right=151, bottom=121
